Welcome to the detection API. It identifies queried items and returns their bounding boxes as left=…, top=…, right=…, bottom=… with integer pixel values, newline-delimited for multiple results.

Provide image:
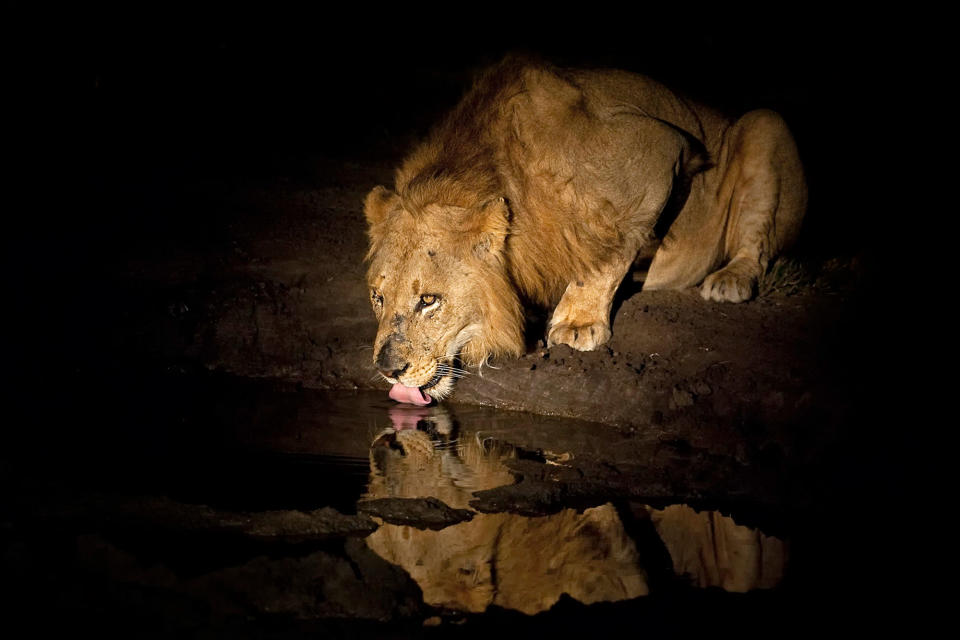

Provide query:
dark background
left=8, top=4, right=896, bottom=222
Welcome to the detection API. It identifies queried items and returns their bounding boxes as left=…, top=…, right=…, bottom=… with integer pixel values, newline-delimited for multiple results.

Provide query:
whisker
left=435, top=363, right=472, bottom=377
left=369, top=371, right=389, bottom=383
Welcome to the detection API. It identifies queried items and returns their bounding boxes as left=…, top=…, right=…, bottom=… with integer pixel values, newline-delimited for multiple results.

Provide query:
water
left=363, top=402, right=786, bottom=613
left=3, top=371, right=793, bottom=630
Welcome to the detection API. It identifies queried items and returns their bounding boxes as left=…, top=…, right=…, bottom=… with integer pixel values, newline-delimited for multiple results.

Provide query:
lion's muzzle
left=375, top=336, right=409, bottom=380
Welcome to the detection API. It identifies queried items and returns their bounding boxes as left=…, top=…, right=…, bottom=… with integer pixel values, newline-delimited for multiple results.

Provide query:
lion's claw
left=547, top=321, right=611, bottom=351
left=700, top=262, right=757, bottom=303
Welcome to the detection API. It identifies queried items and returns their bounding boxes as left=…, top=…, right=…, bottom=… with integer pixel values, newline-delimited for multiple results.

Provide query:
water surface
left=4, top=373, right=790, bottom=625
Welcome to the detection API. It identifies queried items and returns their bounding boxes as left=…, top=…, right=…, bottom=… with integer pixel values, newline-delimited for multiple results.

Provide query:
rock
left=357, top=497, right=475, bottom=530
left=671, top=387, right=695, bottom=408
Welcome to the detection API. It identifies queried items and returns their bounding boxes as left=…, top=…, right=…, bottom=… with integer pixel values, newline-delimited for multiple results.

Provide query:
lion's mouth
left=419, top=368, right=446, bottom=392
left=388, top=383, right=433, bottom=405
left=388, top=362, right=455, bottom=405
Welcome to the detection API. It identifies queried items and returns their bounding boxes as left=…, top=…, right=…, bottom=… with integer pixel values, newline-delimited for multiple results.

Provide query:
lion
left=364, top=56, right=806, bottom=402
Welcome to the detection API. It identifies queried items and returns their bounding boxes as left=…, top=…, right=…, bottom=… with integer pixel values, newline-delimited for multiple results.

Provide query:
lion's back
left=484, top=64, right=725, bottom=303
left=392, top=59, right=736, bottom=305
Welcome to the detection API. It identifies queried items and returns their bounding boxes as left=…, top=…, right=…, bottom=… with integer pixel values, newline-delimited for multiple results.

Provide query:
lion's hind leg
left=701, top=109, right=807, bottom=303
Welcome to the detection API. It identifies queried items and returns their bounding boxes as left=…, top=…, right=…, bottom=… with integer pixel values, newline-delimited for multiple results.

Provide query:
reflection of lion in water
left=363, top=407, right=785, bottom=613
left=365, top=406, right=648, bottom=613
left=364, top=56, right=806, bottom=401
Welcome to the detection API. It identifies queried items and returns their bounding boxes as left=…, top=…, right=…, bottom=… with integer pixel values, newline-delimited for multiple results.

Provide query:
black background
left=7, top=4, right=900, bottom=229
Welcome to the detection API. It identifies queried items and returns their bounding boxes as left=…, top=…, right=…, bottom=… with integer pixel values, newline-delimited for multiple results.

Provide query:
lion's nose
left=375, top=339, right=409, bottom=380
left=379, top=363, right=409, bottom=380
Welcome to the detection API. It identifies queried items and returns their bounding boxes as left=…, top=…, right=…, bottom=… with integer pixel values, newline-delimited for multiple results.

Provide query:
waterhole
left=3, top=372, right=794, bottom=630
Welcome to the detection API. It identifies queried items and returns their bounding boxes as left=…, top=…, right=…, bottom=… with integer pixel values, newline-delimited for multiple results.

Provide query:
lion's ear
left=363, top=186, right=399, bottom=229
left=469, top=197, right=511, bottom=261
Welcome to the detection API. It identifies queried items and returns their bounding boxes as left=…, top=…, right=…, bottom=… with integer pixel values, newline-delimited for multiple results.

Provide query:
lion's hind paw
left=700, top=263, right=757, bottom=303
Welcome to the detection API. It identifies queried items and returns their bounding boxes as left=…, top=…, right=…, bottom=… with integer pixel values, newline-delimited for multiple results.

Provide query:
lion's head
left=363, top=182, right=524, bottom=402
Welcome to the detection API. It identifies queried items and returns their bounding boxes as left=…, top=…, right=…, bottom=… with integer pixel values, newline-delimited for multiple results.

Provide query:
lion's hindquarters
left=647, top=109, right=807, bottom=301
left=643, top=172, right=728, bottom=292
left=722, top=110, right=806, bottom=262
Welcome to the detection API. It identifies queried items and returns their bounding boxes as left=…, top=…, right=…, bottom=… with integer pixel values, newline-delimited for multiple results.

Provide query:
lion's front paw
left=700, top=264, right=757, bottom=303
left=547, top=321, right=611, bottom=351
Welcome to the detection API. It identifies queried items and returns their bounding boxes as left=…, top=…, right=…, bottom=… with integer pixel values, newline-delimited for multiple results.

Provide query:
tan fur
left=364, top=57, right=806, bottom=397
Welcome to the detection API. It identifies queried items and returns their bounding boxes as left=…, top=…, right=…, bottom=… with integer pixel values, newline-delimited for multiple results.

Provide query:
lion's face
left=367, top=234, right=482, bottom=401
left=363, top=186, right=524, bottom=401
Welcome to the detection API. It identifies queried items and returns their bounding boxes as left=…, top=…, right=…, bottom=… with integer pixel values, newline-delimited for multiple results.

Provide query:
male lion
left=364, top=57, right=806, bottom=403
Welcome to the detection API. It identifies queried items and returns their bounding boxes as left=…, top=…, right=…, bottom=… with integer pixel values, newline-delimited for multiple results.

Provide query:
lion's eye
left=418, top=294, right=440, bottom=309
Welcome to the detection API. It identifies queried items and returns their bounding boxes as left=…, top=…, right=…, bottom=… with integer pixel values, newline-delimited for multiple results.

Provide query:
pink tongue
left=388, top=383, right=432, bottom=406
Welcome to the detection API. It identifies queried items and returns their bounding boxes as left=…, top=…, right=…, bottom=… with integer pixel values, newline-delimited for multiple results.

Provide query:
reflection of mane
left=366, top=406, right=516, bottom=509
left=364, top=405, right=786, bottom=613
left=364, top=406, right=648, bottom=614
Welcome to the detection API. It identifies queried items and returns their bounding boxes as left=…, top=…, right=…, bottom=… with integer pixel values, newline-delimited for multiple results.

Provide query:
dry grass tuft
left=758, top=257, right=815, bottom=297
left=758, top=256, right=861, bottom=298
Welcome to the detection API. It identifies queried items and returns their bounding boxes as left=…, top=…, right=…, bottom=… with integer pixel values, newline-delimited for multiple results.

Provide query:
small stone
left=693, top=381, right=712, bottom=396
left=671, top=387, right=695, bottom=408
